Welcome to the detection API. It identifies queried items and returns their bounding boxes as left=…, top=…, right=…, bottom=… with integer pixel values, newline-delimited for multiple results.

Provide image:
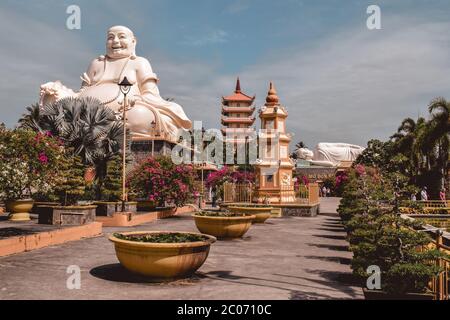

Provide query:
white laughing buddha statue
left=39, top=25, right=192, bottom=141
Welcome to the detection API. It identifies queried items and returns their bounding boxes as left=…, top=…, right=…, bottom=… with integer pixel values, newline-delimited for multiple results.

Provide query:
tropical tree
left=18, top=97, right=125, bottom=200
left=357, top=97, right=450, bottom=198
left=18, top=104, right=43, bottom=132
left=427, top=97, right=449, bottom=190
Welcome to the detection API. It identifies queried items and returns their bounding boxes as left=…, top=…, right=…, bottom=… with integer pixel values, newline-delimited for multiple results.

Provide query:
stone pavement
left=0, top=197, right=364, bottom=300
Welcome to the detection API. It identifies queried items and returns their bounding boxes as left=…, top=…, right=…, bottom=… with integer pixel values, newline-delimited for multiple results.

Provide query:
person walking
left=410, top=193, right=417, bottom=201
left=211, top=186, right=217, bottom=208
left=326, top=187, right=331, bottom=197
left=322, top=186, right=327, bottom=198
left=420, top=187, right=428, bottom=201
left=440, top=188, right=446, bottom=202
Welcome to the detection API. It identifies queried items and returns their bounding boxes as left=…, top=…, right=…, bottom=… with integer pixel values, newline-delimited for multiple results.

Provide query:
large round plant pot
left=6, top=199, right=34, bottom=221
left=193, top=214, right=255, bottom=239
left=109, top=231, right=216, bottom=280
left=228, top=206, right=272, bottom=223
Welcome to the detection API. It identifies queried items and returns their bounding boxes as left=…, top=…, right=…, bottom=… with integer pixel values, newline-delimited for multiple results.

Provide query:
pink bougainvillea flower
left=38, top=152, right=48, bottom=164
left=355, top=164, right=366, bottom=176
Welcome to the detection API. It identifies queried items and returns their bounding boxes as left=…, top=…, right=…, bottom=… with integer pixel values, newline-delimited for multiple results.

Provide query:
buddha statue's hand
left=39, top=81, right=77, bottom=106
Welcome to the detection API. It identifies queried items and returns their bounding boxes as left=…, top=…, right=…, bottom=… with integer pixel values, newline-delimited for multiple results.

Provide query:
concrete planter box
left=281, top=204, right=320, bottom=217
left=93, top=202, right=137, bottom=216
left=109, top=231, right=216, bottom=279
left=32, top=202, right=61, bottom=215
left=38, top=205, right=97, bottom=226
left=136, top=200, right=158, bottom=212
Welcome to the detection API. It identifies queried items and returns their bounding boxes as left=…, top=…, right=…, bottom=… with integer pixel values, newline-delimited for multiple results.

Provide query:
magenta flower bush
left=0, top=127, right=67, bottom=201
left=205, top=166, right=255, bottom=189
left=127, top=156, right=197, bottom=207
left=205, top=166, right=255, bottom=199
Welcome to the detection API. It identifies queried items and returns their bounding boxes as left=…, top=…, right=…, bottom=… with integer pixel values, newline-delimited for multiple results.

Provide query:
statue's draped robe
left=78, top=56, right=191, bottom=141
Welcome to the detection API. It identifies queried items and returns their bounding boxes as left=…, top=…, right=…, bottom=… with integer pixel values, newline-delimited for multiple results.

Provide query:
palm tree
left=390, top=117, right=423, bottom=178
left=427, top=97, right=450, bottom=189
left=18, top=104, right=45, bottom=132
left=38, top=97, right=122, bottom=164
left=18, top=97, right=124, bottom=199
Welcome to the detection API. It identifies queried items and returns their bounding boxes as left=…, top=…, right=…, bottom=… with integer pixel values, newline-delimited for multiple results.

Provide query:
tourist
left=322, top=186, right=327, bottom=198
left=327, top=187, right=331, bottom=197
left=211, top=186, right=217, bottom=208
left=440, top=188, right=446, bottom=202
left=420, top=187, right=428, bottom=201
left=410, top=193, right=417, bottom=201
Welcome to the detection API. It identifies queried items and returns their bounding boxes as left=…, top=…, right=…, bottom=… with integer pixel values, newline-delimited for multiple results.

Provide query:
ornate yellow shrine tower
left=254, top=82, right=295, bottom=203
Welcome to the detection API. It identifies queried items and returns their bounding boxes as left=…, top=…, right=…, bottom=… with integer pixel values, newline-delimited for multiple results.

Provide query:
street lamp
left=118, top=76, right=133, bottom=212
left=151, top=120, right=156, bottom=157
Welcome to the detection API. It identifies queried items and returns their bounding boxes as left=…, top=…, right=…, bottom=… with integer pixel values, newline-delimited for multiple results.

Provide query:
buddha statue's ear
left=131, top=36, right=137, bottom=60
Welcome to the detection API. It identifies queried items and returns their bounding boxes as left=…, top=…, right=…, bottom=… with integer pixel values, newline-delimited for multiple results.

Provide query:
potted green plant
left=193, top=211, right=255, bottom=239
left=37, top=155, right=96, bottom=225
left=93, top=155, right=137, bottom=216
left=338, top=166, right=447, bottom=299
left=109, top=231, right=216, bottom=280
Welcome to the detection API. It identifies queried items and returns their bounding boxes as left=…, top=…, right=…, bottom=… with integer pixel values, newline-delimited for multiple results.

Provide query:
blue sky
left=1, top=0, right=450, bottom=147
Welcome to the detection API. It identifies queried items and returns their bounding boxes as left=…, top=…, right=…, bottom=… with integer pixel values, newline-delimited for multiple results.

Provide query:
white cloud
left=225, top=0, right=251, bottom=14
left=0, top=7, right=95, bottom=126
left=158, top=16, right=450, bottom=148
left=180, top=29, right=228, bottom=46
left=1, top=8, right=450, bottom=152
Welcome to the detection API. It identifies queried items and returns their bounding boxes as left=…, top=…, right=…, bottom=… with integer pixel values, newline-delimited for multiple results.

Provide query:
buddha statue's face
left=106, top=26, right=136, bottom=59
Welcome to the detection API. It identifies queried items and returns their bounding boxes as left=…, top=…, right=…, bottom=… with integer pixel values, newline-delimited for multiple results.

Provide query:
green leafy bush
left=0, top=127, right=67, bottom=201
left=339, top=165, right=448, bottom=294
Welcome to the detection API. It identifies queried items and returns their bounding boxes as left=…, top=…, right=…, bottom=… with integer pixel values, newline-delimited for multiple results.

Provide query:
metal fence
left=422, top=232, right=450, bottom=300
left=223, top=182, right=253, bottom=203
left=223, top=182, right=319, bottom=205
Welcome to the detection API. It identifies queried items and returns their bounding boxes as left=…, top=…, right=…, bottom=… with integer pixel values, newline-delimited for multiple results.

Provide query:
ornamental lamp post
left=151, top=120, right=156, bottom=157
left=118, top=76, right=133, bottom=212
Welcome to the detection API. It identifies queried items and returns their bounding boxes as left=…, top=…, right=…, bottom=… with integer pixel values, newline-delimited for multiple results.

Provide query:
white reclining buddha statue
left=296, top=143, right=365, bottom=167
left=39, top=25, right=192, bottom=142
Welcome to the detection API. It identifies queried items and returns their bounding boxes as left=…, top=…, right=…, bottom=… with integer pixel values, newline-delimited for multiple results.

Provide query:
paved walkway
left=0, top=198, right=363, bottom=300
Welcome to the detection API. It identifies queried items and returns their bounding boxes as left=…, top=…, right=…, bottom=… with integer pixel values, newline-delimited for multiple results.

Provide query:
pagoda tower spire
left=235, top=77, right=241, bottom=93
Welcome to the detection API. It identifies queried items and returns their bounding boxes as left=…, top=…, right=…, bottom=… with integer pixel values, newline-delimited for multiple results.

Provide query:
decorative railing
left=425, top=232, right=450, bottom=300
left=400, top=200, right=450, bottom=214
left=223, top=182, right=253, bottom=203
left=419, top=200, right=450, bottom=208
left=222, top=182, right=319, bottom=205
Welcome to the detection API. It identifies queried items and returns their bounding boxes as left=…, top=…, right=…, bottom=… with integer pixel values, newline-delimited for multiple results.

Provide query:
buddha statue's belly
left=78, top=83, right=140, bottom=112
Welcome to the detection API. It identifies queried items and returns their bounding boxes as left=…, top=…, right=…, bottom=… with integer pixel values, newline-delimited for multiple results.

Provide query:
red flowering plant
left=205, top=166, right=255, bottom=199
left=0, top=127, right=67, bottom=201
left=127, top=156, right=197, bottom=207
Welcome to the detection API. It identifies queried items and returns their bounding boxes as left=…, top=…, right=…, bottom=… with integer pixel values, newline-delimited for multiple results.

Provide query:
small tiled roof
left=222, top=77, right=255, bottom=102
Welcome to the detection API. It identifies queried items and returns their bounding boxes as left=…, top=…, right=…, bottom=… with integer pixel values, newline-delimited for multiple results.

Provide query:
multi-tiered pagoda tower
left=221, top=78, right=256, bottom=161
left=254, top=82, right=295, bottom=203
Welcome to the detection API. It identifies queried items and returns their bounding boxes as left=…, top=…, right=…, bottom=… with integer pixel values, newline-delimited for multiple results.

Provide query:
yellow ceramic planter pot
left=193, top=214, right=255, bottom=239
left=228, top=206, right=273, bottom=223
left=109, top=231, right=216, bottom=279
left=6, top=199, right=34, bottom=221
